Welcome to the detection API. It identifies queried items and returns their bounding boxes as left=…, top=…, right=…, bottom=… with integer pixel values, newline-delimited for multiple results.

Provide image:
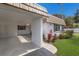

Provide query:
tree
left=53, top=14, right=65, bottom=19
left=52, top=4, right=65, bottom=19
left=58, top=3, right=64, bottom=19
left=65, top=17, right=74, bottom=28
left=74, top=9, right=79, bottom=23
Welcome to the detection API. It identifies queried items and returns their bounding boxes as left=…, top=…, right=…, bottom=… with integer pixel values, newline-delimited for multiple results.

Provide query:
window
left=18, top=25, right=26, bottom=30
left=54, top=24, right=60, bottom=31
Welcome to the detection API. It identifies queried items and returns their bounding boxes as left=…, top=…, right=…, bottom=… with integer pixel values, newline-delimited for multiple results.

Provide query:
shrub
left=64, top=30, right=74, bottom=39
left=65, top=30, right=73, bottom=35
left=52, top=34, right=57, bottom=42
left=64, top=33, right=71, bottom=39
left=73, top=24, right=79, bottom=28
left=58, top=30, right=74, bottom=39
left=59, top=34, right=64, bottom=39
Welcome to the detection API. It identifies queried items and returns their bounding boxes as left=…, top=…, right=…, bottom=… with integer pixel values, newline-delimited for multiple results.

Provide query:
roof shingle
left=47, top=15, right=66, bottom=25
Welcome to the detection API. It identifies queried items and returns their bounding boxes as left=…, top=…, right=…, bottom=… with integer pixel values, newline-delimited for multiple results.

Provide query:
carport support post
left=32, top=18, right=43, bottom=47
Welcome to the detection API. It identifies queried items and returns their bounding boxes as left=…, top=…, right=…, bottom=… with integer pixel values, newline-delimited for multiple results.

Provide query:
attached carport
left=0, top=3, right=48, bottom=55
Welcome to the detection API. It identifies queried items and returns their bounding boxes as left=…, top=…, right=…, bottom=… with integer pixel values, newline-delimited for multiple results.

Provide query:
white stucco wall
left=18, top=26, right=31, bottom=35
left=54, top=31, right=61, bottom=36
left=0, top=4, right=48, bottom=48
left=32, top=18, right=43, bottom=47
left=43, top=22, right=48, bottom=39
left=43, top=22, right=64, bottom=38
left=0, top=22, right=17, bottom=38
left=43, top=22, right=55, bottom=39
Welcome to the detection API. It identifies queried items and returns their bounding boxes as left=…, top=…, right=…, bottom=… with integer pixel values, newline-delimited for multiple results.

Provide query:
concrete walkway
left=22, top=42, right=57, bottom=56
left=42, top=42, right=57, bottom=54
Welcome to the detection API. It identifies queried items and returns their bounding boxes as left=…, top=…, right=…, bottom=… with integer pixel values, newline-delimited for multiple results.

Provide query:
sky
left=38, top=3, right=79, bottom=17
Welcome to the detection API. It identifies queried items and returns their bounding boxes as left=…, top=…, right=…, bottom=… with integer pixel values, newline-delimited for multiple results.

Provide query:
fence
left=64, top=28, right=79, bottom=33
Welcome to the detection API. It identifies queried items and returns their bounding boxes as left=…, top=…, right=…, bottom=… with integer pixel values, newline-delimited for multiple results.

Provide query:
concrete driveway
left=24, top=47, right=56, bottom=56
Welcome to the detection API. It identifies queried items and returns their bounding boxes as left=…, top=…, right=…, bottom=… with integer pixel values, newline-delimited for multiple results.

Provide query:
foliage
left=58, top=34, right=64, bottom=39
left=58, top=30, right=74, bottom=39
left=53, top=33, right=79, bottom=56
left=52, top=34, right=57, bottom=42
left=64, top=9, right=79, bottom=28
left=47, top=34, right=57, bottom=43
left=73, top=23, right=79, bottom=28
left=74, top=9, right=79, bottom=23
left=65, top=30, right=73, bottom=35
left=65, top=17, right=74, bottom=28
left=63, top=32, right=72, bottom=39
left=53, top=14, right=65, bottom=19
left=64, top=30, right=73, bottom=39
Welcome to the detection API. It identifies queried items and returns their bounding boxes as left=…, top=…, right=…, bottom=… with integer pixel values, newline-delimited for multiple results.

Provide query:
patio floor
left=0, top=36, right=39, bottom=56
left=0, top=35, right=57, bottom=56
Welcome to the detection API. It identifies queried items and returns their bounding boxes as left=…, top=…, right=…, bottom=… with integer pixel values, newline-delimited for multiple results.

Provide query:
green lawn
left=53, top=33, right=79, bottom=56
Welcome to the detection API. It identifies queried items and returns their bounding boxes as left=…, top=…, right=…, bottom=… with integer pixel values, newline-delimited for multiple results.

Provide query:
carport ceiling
left=0, top=4, right=43, bottom=24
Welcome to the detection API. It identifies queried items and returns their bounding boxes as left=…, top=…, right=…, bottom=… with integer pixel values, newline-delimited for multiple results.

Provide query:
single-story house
left=0, top=3, right=65, bottom=55
left=0, top=3, right=49, bottom=55
left=43, top=15, right=65, bottom=40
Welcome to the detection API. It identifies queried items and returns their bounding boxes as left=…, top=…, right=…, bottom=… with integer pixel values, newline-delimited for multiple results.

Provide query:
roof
left=4, top=3, right=48, bottom=17
left=47, top=15, right=66, bottom=26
